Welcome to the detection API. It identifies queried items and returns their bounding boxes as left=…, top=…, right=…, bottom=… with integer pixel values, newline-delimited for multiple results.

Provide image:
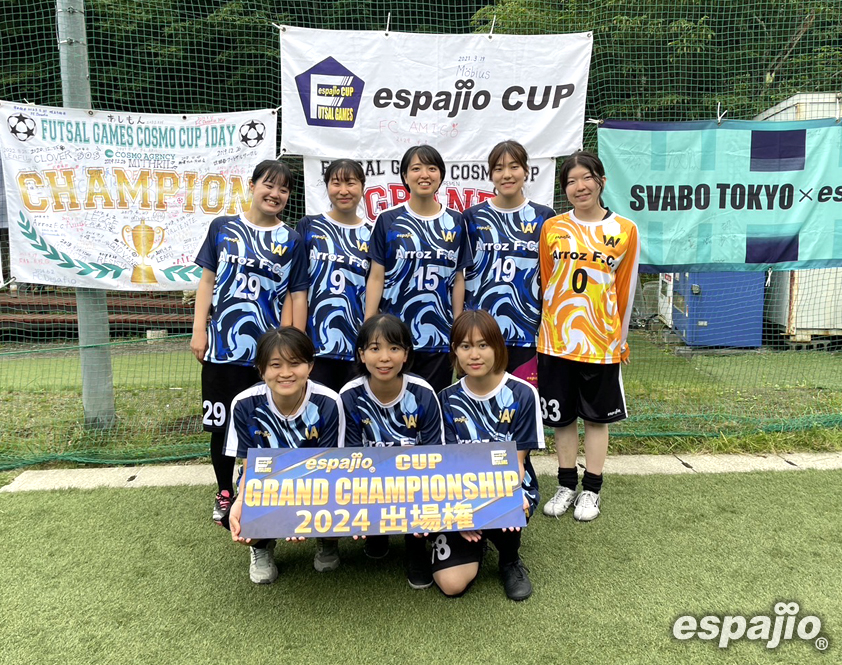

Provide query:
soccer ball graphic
left=8, top=113, right=36, bottom=142
left=238, top=120, right=265, bottom=148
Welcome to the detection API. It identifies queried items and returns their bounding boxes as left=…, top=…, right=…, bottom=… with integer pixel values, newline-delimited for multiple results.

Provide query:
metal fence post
left=56, top=0, right=116, bottom=428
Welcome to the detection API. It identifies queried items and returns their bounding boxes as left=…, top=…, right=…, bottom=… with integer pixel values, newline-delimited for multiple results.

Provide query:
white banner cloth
left=281, top=27, right=592, bottom=161
left=1, top=103, right=276, bottom=290
left=303, top=156, right=556, bottom=222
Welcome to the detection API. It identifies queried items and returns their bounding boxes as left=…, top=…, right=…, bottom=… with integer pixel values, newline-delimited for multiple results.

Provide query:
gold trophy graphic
left=122, top=219, right=165, bottom=284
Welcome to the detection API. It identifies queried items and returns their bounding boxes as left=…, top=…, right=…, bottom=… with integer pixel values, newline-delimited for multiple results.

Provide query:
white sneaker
left=573, top=490, right=601, bottom=522
left=543, top=486, right=578, bottom=517
left=249, top=540, right=278, bottom=584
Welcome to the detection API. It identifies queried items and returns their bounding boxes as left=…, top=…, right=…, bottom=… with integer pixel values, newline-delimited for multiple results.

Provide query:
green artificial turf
left=2, top=471, right=839, bottom=664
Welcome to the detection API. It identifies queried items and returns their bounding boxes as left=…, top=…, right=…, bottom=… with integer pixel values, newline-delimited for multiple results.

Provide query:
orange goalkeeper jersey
left=538, top=210, right=640, bottom=364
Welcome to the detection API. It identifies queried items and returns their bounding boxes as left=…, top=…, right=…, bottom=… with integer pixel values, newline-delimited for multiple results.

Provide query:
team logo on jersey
left=271, top=242, right=288, bottom=256
left=498, top=408, right=516, bottom=423
left=305, top=425, right=320, bottom=440
left=357, top=239, right=369, bottom=253
left=403, top=414, right=418, bottom=429
left=440, top=229, right=457, bottom=242
left=256, top=429, right=271, bottom=438
left=603, top=235, right=620, bottom=247
left=548, top=233, right=571, bottom=243
left=295, top=57, right=364, bottom=129
left=520, top=222, right=538, bottom=234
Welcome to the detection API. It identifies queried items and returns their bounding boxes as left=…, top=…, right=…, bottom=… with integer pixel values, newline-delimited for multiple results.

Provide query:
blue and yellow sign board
left=239, top=443, right=526, bottom=539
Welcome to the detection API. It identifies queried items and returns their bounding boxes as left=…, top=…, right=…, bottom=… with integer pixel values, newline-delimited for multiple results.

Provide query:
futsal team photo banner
left=303, top=156, right=556, bottom=222
left=599, top=119, right=842, bottom=271
left=281, top=26, right=592, bottom=161
left=0, top=103, right=276, bottom=290
left=239, top=443, right=526, bottom=540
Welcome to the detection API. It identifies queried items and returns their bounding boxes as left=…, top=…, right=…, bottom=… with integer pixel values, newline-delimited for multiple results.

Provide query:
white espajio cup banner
left=0, top=102, right=276, bottom=290
left=303, top=156, right=556, bottom=222
left=281, top=26, right=592, bottom=161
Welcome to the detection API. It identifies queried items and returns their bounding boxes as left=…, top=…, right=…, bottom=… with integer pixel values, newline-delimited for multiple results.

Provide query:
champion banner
left=599, top=119, right=842, bottom=271
left=1, top=103, right=276, bottom=290
left=239, top=443, right=526, bottom=539
left=303, top=156, right=556, bottom=222
left=281, top=26, right=592, bottom=161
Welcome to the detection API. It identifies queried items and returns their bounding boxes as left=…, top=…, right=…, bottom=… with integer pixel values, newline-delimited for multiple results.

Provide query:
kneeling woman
left=435, top=310, right=544, bottom=601
left=339, top=313, right=444, bottom=589
left=226, top=327, right=345, bottom=584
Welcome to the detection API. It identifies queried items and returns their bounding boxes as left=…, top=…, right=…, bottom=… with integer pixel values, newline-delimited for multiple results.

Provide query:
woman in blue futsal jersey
left=226, top=327, right=345, bottom=584
left=339, top=313, right=444, bottom=589
left=435, top=309, right=543, bottom=601
left=297, top=159, right=372, bottom=392
left=364, top=145, right=471, bottom=393
left=463, top=140, right=556, bottom=387
left=191, top=159, right=308, bottom=528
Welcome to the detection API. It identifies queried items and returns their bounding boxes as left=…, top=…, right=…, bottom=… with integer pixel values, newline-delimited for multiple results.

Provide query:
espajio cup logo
left=295, top=57, right=364, bottom=129
left=673, top=602, right=828, bottom=651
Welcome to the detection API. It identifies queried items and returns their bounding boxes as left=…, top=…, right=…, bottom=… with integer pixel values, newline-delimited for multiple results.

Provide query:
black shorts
left=506, top=346, right=538, bottom=388
left=430, top=532, right=484, bottom=573
left=201, top=362, right=261, bottom=432
left=412, top=351, right=454, bottom=394
left=537, top=353, right=627, bottom=428
left=310, top=357, right=358, bottom=393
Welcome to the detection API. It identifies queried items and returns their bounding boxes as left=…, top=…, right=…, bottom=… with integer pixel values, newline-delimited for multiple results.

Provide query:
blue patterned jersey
left=370, top=204, right=471, bottom=353
left=195, top=215, right=308, bottom=366
left=297, top=213, right=373, bottom=361
left=340, top=374, right=445, bottom=447
left=439, top=373, right=544, bottom=508
left=463, top=200, right=556, bottom=347
left=224, top=380, right=344, bottom=457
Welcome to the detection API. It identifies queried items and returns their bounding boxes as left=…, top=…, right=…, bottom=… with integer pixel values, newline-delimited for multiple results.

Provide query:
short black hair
left=354, top=314, right=414, bottom=377
left=323, top=158, right=366, bottom=186
left=399, top=145, right=446, bottom=192
left=251, top=159, right=293, bottom=190
left=255, top=326, right=314, bottom=375
left=559, top=150, right=606, bottom=202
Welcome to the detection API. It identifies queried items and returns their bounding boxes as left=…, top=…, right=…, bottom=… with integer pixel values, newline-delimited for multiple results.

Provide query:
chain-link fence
left=1, top=0, right=841, bottom=469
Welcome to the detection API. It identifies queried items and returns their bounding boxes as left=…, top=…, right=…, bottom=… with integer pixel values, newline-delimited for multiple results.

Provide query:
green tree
left=471, top=0, right=842, bottom=123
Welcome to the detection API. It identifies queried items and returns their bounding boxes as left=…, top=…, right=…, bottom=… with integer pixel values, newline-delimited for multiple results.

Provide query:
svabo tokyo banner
left=1, top=103, right=276, bottom=290
left=599, top=119, right=842, bottom=271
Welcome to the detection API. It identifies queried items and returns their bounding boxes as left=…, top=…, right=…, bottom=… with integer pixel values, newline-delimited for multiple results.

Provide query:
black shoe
left=500, top=559, right=532, bottom=601
left=364, top=535, right=390, bottom=560
left=406, top=548, right=433, bottom=589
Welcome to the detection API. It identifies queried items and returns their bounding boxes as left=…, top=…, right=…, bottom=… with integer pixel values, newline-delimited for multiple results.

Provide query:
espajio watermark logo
left=673, top=602, right=828, bottom=651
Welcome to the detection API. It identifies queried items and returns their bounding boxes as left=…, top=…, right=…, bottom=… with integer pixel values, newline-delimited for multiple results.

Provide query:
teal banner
left=598, top=119, right=842, bottom=271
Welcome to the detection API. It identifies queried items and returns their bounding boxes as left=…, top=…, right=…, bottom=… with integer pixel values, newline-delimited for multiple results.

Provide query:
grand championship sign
left=239, top=444, right=527, bottom=539
left=599, top=119, right=842, bottom=271
left=1, top=103, right=276, bottom=290
left=281, top=27, right=592, bottom=161
left=303, top=156, right=556, bottom=221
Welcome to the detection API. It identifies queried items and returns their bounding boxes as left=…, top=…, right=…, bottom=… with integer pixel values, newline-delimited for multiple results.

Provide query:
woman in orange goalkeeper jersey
left=537, top=150, right=639, bottom=522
